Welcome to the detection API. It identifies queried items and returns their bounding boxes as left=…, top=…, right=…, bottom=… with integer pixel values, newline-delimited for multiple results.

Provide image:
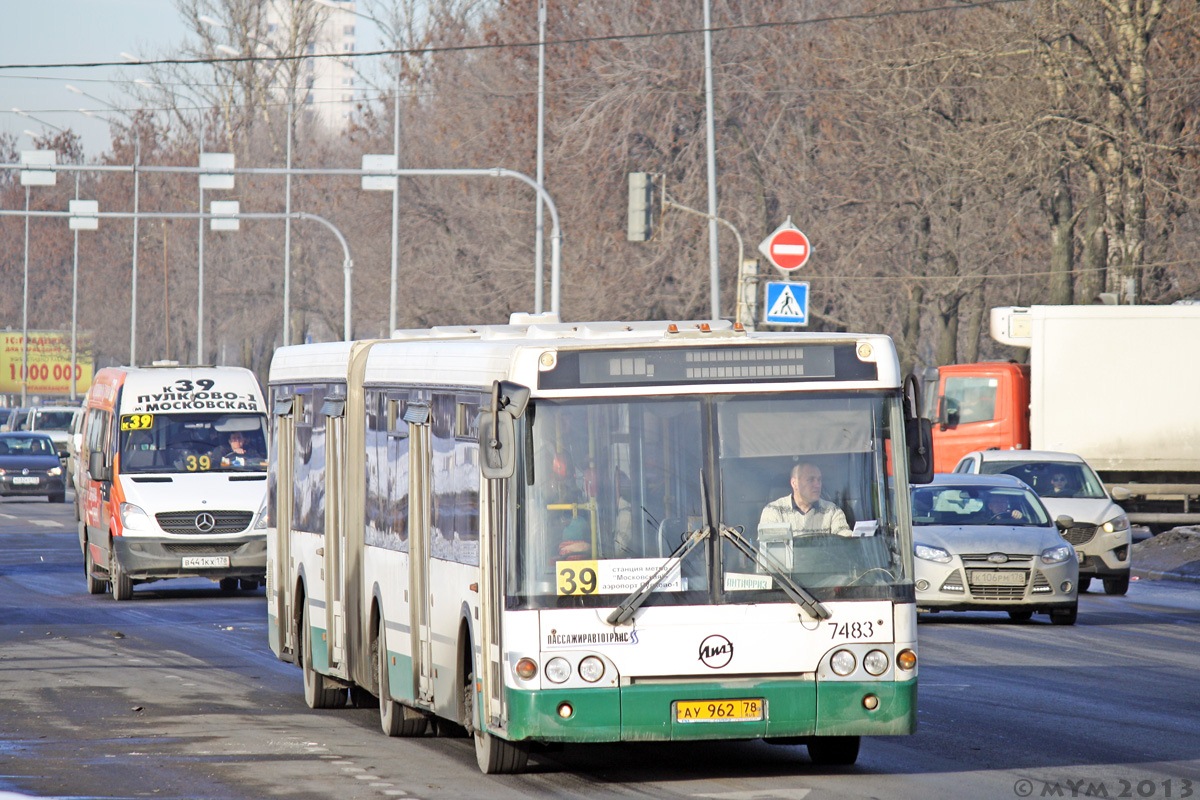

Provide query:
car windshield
left=33, top=409, right=77, bottom=431
left=978, top=461, right=1107, bottom=500
left=119, top=412, right=268, bottom=474
left=911, top=485, right=1051, bottom=527
left=0, top=435, right=55, bottom=457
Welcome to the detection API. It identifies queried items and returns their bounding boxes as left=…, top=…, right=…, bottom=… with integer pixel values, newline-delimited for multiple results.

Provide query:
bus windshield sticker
left=557, top=558, right=683, bottom=596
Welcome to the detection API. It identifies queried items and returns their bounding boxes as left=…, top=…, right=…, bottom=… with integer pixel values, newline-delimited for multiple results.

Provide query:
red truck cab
left=929, top=362, right=1030, bottom=473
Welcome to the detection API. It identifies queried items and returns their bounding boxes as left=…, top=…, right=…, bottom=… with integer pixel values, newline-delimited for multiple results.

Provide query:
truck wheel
left=110, top=553, right=133, bottom=601
left=1103, top=574, right=1130, bottom=596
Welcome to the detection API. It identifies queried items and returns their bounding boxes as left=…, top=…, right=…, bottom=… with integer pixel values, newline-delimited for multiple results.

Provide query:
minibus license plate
left=675, top=698, right=764, bottom=723
left=182, top=556, right=231, bottom=569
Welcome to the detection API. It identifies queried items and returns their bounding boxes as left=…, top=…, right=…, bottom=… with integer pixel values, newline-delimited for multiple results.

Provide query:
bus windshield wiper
left=719, top=526, right=831, bottom=621
left=606, top=523, right=708, bottom=626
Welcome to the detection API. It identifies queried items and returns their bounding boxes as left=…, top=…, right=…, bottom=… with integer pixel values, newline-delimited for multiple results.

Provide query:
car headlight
left=48, top=466, right=63, bottom=476
left=1102, top=514, right=1130, bottom=534
left=914, top=543, right=952, bottom=563
left=1040, top=544, right=1073, bottom=564
left=252, top=496, right=269, bottom=530
left=119, top=502, right=152, bottom=531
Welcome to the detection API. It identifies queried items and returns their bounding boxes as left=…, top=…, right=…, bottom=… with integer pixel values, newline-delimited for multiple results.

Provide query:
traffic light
left=626, top=172, right=654, bottom=242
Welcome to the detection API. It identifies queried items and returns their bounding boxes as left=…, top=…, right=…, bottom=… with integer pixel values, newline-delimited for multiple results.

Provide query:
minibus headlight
left=119, top=502, right=152, bottom=531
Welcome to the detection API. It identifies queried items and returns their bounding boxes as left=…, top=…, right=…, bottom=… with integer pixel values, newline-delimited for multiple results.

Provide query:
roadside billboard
left=0, top=331, right=94, bottom=396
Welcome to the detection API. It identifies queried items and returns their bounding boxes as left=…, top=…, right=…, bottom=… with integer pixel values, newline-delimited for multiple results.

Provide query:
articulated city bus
left=266, top=320, right=932, bottom=773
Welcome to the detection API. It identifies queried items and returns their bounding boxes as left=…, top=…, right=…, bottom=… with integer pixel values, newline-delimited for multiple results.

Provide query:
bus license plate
left=182, top=556, right=231, bottom=569
left=675, top=698, right=764, bottom=723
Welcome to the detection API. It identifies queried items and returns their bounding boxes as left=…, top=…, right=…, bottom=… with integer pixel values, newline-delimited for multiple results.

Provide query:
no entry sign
left=758, top=221, right=811, bottom=272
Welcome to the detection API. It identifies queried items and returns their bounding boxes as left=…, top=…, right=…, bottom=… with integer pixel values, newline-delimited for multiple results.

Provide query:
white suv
left=953, top=450, right=1132, bottom=595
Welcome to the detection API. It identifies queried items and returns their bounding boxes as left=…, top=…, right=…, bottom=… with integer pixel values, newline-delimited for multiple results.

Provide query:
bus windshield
left=509, top=392, right=912, bottom=610
left=119, top=412, right=268, bottom=474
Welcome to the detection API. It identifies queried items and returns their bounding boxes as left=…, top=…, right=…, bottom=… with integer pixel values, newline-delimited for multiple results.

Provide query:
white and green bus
left=266, top=319, right=932, bottom=773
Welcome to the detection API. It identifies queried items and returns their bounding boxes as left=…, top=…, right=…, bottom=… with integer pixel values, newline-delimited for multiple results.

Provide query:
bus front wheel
left=807, top=736, right=861, bottom=766
left=465, top=670, right=527, bottom=774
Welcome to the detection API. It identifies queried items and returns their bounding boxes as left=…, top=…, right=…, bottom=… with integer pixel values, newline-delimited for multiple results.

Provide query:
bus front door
left=406, top=406, right=435, bottom=705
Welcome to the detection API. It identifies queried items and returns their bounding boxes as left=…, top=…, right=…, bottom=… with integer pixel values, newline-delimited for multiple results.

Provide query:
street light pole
left=73, top=91, right=143, bottom=365
left=703, top=0, right=721, bottom=320
left=534, top=0, right=547, bottom=314
left=312, top=0, right=402, bottom=331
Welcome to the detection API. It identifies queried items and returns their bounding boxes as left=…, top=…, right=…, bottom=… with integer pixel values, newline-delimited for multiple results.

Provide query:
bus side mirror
left=907, top=418, right=934, bottom=484
left=88, top=450, right=111, bottom=483
left=904, top=373, right=935, bottom=484
left=480, top=380, right=530, bottom=480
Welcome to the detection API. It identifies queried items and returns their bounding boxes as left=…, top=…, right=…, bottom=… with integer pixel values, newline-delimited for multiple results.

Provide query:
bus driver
left=758, top=462, right=851, bottom=538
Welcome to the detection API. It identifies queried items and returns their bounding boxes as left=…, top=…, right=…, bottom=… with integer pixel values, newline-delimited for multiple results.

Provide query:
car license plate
left=181, top=556, right=231, bottom=569
left=969, top=570, right=1026, bottom=586
left=11, top=476, right=39, bottom=485
left=675, top=698, right=764, bottom=723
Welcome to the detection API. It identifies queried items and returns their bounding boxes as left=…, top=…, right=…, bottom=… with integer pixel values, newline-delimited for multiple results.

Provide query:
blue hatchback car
left=0, top=432, right=67, bottom=503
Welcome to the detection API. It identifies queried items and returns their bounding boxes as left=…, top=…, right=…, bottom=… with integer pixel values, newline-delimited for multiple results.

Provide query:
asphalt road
left=1, top=495, right=1198, bottom=800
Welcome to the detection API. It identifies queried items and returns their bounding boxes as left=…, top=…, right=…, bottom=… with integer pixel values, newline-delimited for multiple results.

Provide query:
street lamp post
left=202, top=18, right=297, bottom=347
left=69, top=86, right=143, bottom=365
left=313, top=0, right=403, bottom=331
left=14, top=114, right=64, bottom=406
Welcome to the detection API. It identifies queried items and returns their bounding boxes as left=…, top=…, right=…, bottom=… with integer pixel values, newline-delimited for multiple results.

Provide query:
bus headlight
left=544, top=657, right=571, bottom=684
left=863, top=650, right=889, bottom=676
left=830, top=649, right=856, bottom=676
left=578, top=656, right=605, bottom=683
left=515, top=658, right=538, bottom=680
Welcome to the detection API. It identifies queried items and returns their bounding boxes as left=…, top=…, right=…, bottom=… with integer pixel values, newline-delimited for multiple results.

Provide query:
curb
left=1131, top=568, right=1200, bottom=585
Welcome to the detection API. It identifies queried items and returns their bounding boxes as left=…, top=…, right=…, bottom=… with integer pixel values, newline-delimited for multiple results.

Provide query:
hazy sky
left=1, top=1, right=189, bottom=154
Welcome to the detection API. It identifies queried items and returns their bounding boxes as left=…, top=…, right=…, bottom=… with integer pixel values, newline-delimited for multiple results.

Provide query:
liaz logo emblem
left=698, top=634, right=733, bottom=669
left=195, top=513, right=216, bottom=533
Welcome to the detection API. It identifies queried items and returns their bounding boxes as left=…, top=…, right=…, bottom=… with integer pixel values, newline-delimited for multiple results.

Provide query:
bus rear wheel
left=807, top=736, right=861, bottom=766
left=465, top=670, right=527, bottom=774
left=300, top=604, right=345, bottom=709
left=376, top=617, right=426, bottom=736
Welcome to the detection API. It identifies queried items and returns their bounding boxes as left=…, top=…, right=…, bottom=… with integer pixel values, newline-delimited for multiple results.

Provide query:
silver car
left=953, top=450, right=1131, bottom=595
left=912, top=474, right=1079, bottom=625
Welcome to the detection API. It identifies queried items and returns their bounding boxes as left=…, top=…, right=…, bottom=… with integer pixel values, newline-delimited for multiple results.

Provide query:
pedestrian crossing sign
left=764, top=281, right=809, bottom=326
